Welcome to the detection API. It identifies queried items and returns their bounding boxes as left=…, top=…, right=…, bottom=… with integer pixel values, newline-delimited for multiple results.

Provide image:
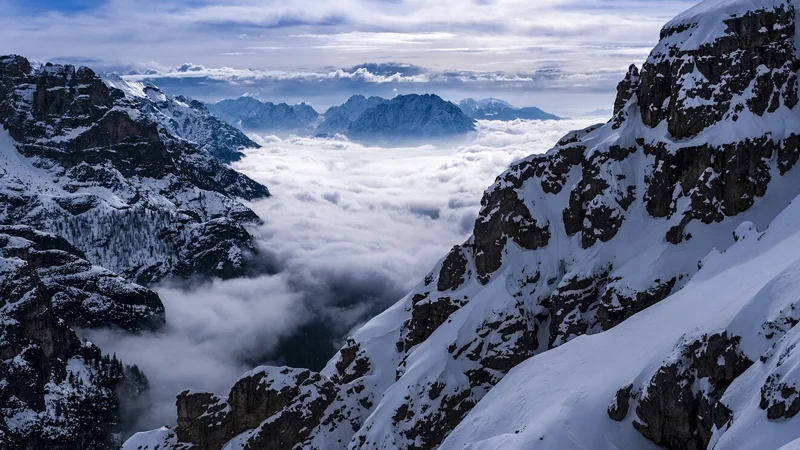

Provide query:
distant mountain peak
left=457, top=97, right=561, bottom=121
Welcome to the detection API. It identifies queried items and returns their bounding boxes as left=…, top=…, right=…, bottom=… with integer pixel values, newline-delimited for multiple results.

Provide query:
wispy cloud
left=0, top=0, right=696, bottom=112
left=0, top=0, right=693, bottom=75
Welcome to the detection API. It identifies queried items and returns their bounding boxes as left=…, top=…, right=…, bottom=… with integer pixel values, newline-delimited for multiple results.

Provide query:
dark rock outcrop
left=175, top=367, right=336, bottom=450
left=0, top=225, right=150, bottom=448
left=632, top=333, right=753, bottom=450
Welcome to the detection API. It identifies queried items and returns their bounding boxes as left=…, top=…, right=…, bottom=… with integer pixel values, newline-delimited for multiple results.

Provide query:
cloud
left=85, top=118, right=602, bottom=436
left=0, top=0, right=696, bottom=113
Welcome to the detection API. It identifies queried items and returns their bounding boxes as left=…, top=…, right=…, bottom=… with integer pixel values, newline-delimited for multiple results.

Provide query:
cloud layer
left=86, top=117, right=602, bottom=434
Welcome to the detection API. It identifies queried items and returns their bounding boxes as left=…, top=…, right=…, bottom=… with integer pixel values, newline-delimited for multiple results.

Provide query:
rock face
left=0, top=226, right=164, bottom=331
left=104, top=75, right=260, bottom=162
left=631, top=333, right=753, bottom=450
left=125, top=0, right=800, bottom=449
left=315, top=95, right=389, bottom=135
left=347, top=94, right=476, bottom=144
left=457, top=98, right=561, bottom=121
left=0, top=225, right=154, bottom=448
left=174, top=367, right=336, bottom=450
left=207, top=97, right=321, bottom=135
left=0, top=55, right=270, bottom=284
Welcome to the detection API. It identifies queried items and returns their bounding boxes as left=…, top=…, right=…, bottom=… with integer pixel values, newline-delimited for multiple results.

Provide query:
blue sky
left=0, top=0, right=698, bottom=114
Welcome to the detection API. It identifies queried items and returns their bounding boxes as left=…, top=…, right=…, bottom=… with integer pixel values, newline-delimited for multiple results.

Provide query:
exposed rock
left=175, top=367, right=336, bottom=450
left=633, top=333, right=753, bottom=450
left=0, top=55, right=270, bottom=284
left=545, top=272, right=609, bottom=346
left=598, top=277, right=677, bottom=330
left=760, top=375, right=800, bottom=420
left=0, top=225, right=164, bottom=331
left=437, top=245, right=469, bottom=292
left=613, top=65, right=640, bottom=116
left=403, top=294, right=467, bottom=351
left=0, top=225, right=149, bottom=448
left=473, top=187, right=550, bottom=283
left=608, top=384, right=634, bottom=421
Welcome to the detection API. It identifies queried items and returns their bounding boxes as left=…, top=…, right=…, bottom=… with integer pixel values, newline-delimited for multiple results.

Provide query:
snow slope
left=442, top=198, right=800, bottom=449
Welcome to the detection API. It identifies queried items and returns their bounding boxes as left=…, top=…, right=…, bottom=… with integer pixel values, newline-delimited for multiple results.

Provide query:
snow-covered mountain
left=346, top=94, right=476, bottom=144
left=0, top=55, right=269, bottom=284
left=103, top=76, right=260, bottom=162
left=457, top=97, right=561, bottom=121
left=124, top=0, right=800, bottom=449
left=315, top=94, right=389, bottom=135
left=206, top=93, right=475, bottom=144
left=0, top=225, right=160, bottom=448
left=207, top=96, right=322, bottom=135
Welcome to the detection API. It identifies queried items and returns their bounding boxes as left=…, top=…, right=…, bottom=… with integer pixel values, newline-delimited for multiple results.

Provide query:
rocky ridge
left=205, top=93, right=476, bottom=144
left=104, top=75, right=260, bottom=162
left=0, top=55, right=270, bottom=284
left=0, top=226, right=159, bottom=448
left=125, top=0, right=800, bottom=449
left=207, top=97, right=321, bottom=135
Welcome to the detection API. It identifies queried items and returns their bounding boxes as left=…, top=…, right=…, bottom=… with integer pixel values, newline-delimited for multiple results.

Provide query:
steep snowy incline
left=442, top=193, right=800, bottom=450
left=124, top=0, right=799, bottom=449
left=104, top=75, right=260, bottom=162
left=0, top=56, right=270, bottom=284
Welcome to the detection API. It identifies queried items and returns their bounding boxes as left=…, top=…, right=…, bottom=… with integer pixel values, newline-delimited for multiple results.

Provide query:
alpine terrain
left=206, top=93, right=476, bottom=144
left=457, top=98, right=561, bottom=121
left=123, top=0, right=800, bottom=449
left=0, top=54, right=271, bottom=447
left=0, top=56, right=269, bottom=284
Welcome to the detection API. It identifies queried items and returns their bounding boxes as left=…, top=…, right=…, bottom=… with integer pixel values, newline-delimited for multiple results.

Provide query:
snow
left=120, top=427, right=178, bottom=450
left=665, top=0, right=790, bottom=50
left=441, top=193, right=800, bottom=449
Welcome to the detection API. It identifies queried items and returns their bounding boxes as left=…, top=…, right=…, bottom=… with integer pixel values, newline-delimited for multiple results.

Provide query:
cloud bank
left=84, top=117, right=603, bottom=435
left=0, top=0, right=695, bottom=114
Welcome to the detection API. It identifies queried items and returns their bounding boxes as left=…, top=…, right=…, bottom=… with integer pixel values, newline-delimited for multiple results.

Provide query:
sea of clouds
left=85, top=117, right=602, bottom=433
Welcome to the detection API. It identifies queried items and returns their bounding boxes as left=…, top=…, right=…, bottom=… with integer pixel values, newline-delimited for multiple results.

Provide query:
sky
left=0, top=0, right=697, bottom=114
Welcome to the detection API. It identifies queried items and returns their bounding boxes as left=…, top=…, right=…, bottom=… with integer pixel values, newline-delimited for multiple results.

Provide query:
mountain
left=104, top=75, right=260, bottom=162
left=0, top=225, right=161, bottom=448
left=315, top=94, right=389, bottom=135
left=582, top=107, right=614, bottom=118
left=123, top=0, right=800, bottom=449
left=205, top=94, right=475, bottom=144
left=0, top=55, right=269, bottom=284
left=457, top=97, right=561, bottom=121
left=207, top=96, right=321, bottom=135
left=346, top=94, right=476, bottom=144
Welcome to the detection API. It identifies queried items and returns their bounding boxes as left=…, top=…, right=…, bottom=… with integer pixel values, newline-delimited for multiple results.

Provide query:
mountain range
left=119, top=0, right=800, bottom=449
left=456, top=97, right=562, bottom=120
left=204, top=94, right=561, bottom=143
